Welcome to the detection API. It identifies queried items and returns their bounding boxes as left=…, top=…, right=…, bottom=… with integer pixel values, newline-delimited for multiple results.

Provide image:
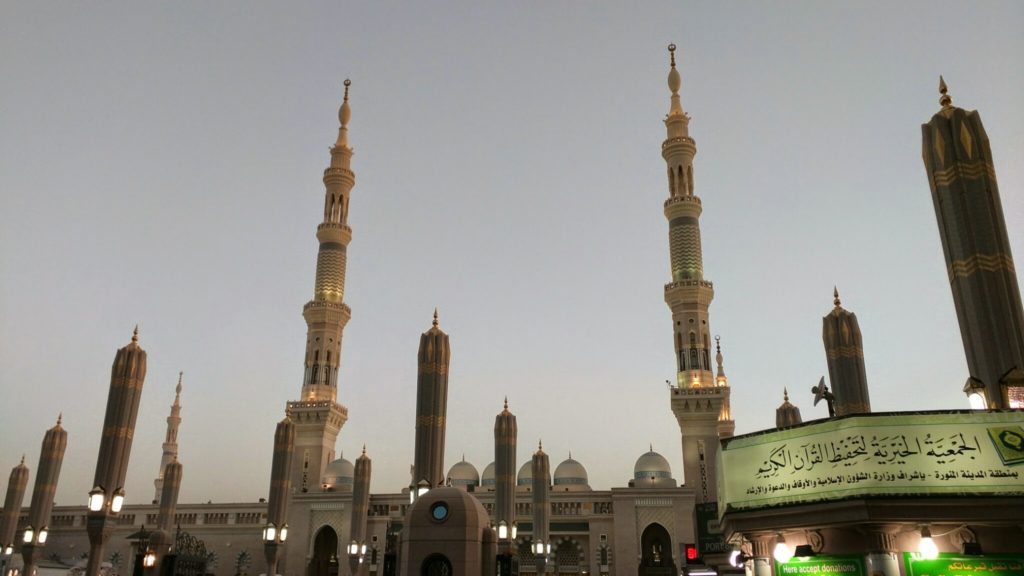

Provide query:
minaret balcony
left=664, top=195, right=702, bottom=219
left=323, top=166, right=355, bottom=184
left=317, top=222, right=353, bottom=244
left=661, top=136, right=695, bottom=149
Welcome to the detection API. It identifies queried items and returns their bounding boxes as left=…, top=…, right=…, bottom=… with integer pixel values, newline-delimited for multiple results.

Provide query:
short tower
left=822, top=289, right=872, bottom=416
left=413, top=310, right=451, bottom=489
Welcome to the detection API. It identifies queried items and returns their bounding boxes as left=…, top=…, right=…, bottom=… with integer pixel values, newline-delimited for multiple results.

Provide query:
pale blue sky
left=1, top=2, right=1022, bottom=505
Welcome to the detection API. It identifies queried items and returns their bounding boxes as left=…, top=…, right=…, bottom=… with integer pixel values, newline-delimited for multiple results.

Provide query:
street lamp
left=263, top=523, right=288, bottom=544
left=348, top=541, right=368, bottom=564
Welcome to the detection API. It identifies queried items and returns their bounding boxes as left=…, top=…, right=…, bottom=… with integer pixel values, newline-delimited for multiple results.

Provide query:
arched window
left=668, top=167, right=676, bottom=196
left=421, top=554, right=452, bottom=576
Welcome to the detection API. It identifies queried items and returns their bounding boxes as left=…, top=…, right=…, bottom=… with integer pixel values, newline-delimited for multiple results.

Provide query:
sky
left=1, top=2, right=1022, bottom=507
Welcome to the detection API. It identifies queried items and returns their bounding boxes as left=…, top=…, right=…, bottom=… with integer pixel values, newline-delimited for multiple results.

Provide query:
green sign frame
left=718, top=411, right=1024, bottom=513
left=904, top=553, right=1024, bottom=576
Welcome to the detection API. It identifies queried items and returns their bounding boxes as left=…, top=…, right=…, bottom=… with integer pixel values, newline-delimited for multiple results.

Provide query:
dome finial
left=132, top=325, right=139, bottom=343
left=20, top=454, right=25, bottom=465
left=833, top=286, right=841, bottom=308
left=176, top=371, right=183, bottom=396
left=538, top=439, right=543, bottom=450
left=649, top=442, right=653, bottom=452
left=503, top=396, right=508, bottom=411
left=362, top=444, right=367, bottom=455
left=433, top=307, right=439, bottom=328
left=939, top=75, right=952, bottom=108
left=784, top=387, right=789, bottom=402
left=56, top=412, right=63, bottom=426
left=668, top=43, right=676, bottom=68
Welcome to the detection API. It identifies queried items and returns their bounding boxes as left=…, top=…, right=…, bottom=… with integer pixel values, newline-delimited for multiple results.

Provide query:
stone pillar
left=413, top=311, right=450, bottom=489
left=531, top=443, right=550, bottom=574
left=1, top=457, right=29, bottom=552
left=265, top=414, right=295, bottom=576
left=750, top=534, right=775, bottom=576
left=349, top=448, right=371, bottom=576
left=862, top=525, right=899, bottom=576
left=493, top=400, right=517, bottom=560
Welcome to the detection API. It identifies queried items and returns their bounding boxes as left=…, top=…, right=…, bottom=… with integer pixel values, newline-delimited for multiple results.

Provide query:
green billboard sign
left=775, top=555, right=864, bottom=576
left=718, top=411, right=1024, bottom=513
left=904, top=553, right=1024, bottom=576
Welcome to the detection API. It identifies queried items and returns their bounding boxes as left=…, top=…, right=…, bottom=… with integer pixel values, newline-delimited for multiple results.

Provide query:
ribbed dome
left=633, top=450, right=677, bottom=488
left=322, top=456, right=354, bottom=491
left=517, top=461, right=533, bottom=486
left=553, top=457, right=590, bottom=491
left=447, top=459, right=479, bottom=488
left=481, top=461, right=496, bottom=489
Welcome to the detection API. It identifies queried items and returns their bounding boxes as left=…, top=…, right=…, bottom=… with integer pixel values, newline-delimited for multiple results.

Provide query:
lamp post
left=264, top=414, right=294, bottom=576
left=347, top=540, right=368, bottom=572
left=86, top=329, right=148, bottom=576
left=262, top=523, right=289, bottom=576
left=533, top=541, right=551, bottom=575
left=132, top=526, right=157, bottom=576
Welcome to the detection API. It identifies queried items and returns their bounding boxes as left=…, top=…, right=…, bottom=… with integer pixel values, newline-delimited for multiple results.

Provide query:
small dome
left=481, top=462, right=496, bottom=490
left=633, top=450, right=676, bottom=488
left=447, top=459, right=479, bottom=488
left=322, top=456, right=354, bottom=491
left=553, top=457, right=590, bottom=491
left=517, top=461, right=533, bottom=487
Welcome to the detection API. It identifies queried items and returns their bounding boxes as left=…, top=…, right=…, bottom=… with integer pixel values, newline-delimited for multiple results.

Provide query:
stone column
left=750, top=534, right=776, bottom=576
left=862, top=525, right=899, bottom=576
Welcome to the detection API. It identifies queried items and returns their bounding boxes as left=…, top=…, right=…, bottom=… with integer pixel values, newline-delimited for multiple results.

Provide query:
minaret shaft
left=661, top=45, right=734, bottom=504
left=288, top=82, right=355, bottom=493
left=154, top=373, right=183, bottom=503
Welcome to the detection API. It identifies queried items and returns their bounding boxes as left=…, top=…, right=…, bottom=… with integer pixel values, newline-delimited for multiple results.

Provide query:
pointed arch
left=308, top=525, right=339, bottom=576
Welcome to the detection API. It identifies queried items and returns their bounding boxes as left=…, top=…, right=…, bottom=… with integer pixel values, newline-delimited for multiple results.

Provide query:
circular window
left=430, top=502, right=449, bottom=522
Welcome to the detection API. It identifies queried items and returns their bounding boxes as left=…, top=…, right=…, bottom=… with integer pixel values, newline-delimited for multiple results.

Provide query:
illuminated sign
left=776, top=556, right=864, bottom=576
left=904, top=553, right=1024, bottom=576
left=718, top=412, right=1024, bottom=513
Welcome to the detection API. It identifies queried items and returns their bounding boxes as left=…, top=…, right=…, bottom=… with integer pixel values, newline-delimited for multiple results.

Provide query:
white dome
left=633, top=450, right=676, bottom=488
left=481, top=461, right=496, bottom=488
left=553, top=457, right=590, bottom=491
left=447, top=459, right=479, bottom=488
left=322, top=456, right=354, bottom=491
left=517, top=461, right=533, bottom=486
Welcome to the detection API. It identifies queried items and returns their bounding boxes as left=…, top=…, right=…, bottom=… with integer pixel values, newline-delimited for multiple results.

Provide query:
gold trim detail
left=948, top=253, right=1016, bottom=281
left=415, top=415, right=446, bottom=427
left=931, top=160, right=996, bottom=186
left=960, top=123, right=974, bottom=159
left=825, top=345, right=864, bottom=360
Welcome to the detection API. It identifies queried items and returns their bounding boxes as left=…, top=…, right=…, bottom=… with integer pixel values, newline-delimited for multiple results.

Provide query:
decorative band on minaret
left=413, top=310, right=450, bottom=489
left=921, top=77, right=1024, bottom=409
left=662, top=45, right=734, bottom=504
left=288, top=81, right=355, bottom=493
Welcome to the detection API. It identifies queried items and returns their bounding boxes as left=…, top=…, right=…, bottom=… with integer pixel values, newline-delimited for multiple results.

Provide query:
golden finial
left=338, top=79, right=352, bottom=136
left=343, top=78, right=351, bottom=102
left=503, top=396, right=509, bottom=411
left=783, top=387, right=789, bottom=402
left=132, top=325, right=139, bottom=343
left=939, top=75, right=952, bottom=108
left=362, top=444, right=367, bottom=455
left=833, top=286, right=841, bottom=308
left=649, top=443, right=653, bottom=452
left=433, top=308, right=439, bottom=328
left=21, top=454, right=26, bottom=465
left=668, top=43, right=676, bottom=68
left=568, top=449, right=573, bottom=460
left=176, top=371, right=183, bottom=396
left=56, top=412, right=63, bottom=426
left=715, top=335, right=721, bottom=353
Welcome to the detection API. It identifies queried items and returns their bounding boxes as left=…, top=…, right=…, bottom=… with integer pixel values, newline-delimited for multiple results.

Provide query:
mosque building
left=2, top=46, right=1023, bottom=576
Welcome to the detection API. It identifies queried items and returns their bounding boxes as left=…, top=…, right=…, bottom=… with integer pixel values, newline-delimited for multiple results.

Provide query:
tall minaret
left=287, top=80, right=355, bottom=492
left=153, top=372, right=183, bottom=503
left=822, top=289, right=872, bottom=416
left=662, top=44, right=733, bottom=503
left=413, top=310, right=451, bottom=489
left=922, top=77, right=1024, bottom=409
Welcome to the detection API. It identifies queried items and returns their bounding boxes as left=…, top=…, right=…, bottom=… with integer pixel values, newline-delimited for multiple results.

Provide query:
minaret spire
left=287, top=79, right=356, bottom=493
left=661, top=44, right=734, bottom=504
left=154, top=372, right=184, bottom=503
